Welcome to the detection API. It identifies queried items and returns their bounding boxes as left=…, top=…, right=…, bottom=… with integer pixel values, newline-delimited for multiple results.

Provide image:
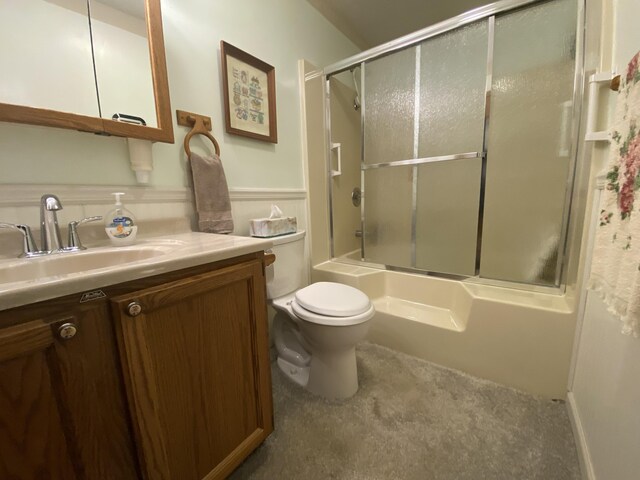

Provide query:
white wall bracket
left=585, top=71, right=619, bottom=143
left=127, top=138, right=154, bottom=184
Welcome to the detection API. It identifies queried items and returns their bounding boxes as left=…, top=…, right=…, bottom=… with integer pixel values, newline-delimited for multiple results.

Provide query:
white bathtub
left=313, top=260, right=577, bottom=398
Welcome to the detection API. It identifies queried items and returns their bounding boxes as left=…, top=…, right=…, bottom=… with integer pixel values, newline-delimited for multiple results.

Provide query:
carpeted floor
left=231, top=342, right=580, bottom=480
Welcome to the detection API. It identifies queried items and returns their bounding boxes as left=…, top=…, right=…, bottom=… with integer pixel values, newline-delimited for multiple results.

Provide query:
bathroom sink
left=0, top=245, right=173, bottom=285
left=0, top=232, right=273, bottom=312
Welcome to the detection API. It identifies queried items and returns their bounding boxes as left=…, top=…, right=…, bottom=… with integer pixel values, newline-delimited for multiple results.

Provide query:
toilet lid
left=291, top=299, right=375, bottom=326
left=294, top=282, right=371, bottom=317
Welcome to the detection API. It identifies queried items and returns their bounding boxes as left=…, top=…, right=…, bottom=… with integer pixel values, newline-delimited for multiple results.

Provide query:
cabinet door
left=112, top=259, right=273, bottom=480
left=0, top=307, right=140, bottom=480
left=49, top=304, right=141, bottom=479
left=0, top=320, right=79, bottom=479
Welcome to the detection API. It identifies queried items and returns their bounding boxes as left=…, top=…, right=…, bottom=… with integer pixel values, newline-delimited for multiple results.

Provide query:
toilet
left=267, top=231, right=374, bottom=399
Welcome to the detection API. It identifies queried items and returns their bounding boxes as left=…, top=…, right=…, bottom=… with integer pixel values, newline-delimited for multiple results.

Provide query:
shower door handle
left=331, top=142, right=342, bottom=177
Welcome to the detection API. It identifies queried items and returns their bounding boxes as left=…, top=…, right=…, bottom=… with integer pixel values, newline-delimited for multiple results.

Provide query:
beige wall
left=302, top=62, right=331, bottom=266
left=304, top=66, right=362, bottom=264
left=329, top=73, right=361, bottom=257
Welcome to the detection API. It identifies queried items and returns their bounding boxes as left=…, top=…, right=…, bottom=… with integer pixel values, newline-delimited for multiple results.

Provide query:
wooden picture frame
left=220, top=41, right=277, bottom=143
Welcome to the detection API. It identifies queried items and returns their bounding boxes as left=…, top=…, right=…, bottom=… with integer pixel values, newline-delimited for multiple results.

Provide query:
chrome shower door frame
left=323, top=0, right=586, bottom=292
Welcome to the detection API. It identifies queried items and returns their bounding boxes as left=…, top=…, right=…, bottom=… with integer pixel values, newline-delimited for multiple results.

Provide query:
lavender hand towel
left=189, top=152, right=234, bottom=234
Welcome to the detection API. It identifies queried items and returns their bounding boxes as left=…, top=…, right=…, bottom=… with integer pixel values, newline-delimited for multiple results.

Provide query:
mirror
left=0, top=0, right=97, bottom=117
left=0, top=0, right=173, bottom=143
left=90, top=0, right=158, bottom=128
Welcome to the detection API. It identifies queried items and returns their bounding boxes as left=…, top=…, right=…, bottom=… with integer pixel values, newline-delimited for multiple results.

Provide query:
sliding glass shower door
left=414, top=21, right=488, bottom=276
left=480, top=0, right=579, bottom=285
left=327, top=0, right=581, bottom=288
left=362, top=47, right=416, bottom=269
left=362, top=20, right=488, bottom=276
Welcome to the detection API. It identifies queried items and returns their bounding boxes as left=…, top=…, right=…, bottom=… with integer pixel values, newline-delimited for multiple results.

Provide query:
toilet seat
left=291, top=299, right=374, bottom=326
left=295, top=282, right=371, bottom=317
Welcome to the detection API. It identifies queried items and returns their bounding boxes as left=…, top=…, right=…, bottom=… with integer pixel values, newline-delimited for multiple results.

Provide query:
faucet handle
left=0, top=223, right=42, bottom=257
left=67, top=216, right=102, bottom=251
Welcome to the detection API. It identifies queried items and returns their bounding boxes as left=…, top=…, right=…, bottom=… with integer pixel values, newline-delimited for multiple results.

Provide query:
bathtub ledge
left=372, top=296, right=464, bottom=332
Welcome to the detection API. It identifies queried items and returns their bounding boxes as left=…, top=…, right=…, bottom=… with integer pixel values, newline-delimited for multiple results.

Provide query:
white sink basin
left=0, top=244, right=178, bottom=285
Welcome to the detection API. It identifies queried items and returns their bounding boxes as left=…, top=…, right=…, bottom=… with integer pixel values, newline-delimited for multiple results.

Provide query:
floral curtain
left=590, top=51, right=640, bottom=338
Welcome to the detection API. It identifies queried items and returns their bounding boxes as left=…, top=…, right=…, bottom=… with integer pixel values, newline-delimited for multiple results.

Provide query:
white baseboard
left=566, top=391, right=596, bottom=480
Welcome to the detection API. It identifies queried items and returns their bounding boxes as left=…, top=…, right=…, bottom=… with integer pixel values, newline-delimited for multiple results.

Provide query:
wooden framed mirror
left=0, top=0, right=174, bottom=143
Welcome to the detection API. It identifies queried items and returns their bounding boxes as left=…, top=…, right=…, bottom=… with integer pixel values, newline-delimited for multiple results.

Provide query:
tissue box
left=249, top=216, right=297, bottom=237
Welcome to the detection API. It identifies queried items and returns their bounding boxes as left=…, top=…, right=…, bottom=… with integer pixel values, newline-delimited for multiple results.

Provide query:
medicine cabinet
left=0, top=0, right=173, bottom=143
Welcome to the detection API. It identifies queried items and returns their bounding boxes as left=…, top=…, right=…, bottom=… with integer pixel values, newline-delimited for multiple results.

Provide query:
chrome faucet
left=40, top=194, right=64, bottom=252
left=1, top=194, right=102, bottom=258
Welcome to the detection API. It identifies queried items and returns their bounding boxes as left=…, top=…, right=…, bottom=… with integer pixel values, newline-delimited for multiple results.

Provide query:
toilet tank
left=266, top=230, right=306, bottom=299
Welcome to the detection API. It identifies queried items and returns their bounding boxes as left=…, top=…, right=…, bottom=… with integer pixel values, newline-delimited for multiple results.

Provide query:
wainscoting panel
left=0, top=185, right=308, bottom=261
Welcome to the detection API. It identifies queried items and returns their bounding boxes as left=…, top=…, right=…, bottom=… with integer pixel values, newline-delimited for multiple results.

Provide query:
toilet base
left=276, top=357, right=309, bottom=388
left=272, top=300, right=369, bottom=400
left=305, top=346, right=359, bottom=399
left=276, top=347, right=359, bottom=399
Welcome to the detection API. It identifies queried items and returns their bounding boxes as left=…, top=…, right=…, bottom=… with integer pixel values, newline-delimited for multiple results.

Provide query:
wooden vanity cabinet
left=0, top=252, right=273, bottom=480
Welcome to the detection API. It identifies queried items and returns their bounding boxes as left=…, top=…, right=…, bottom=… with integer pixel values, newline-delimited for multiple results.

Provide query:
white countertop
left=0, top=232, right=273, bottom=311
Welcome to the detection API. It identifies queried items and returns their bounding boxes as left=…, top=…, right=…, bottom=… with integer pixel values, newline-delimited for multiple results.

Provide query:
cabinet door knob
left=58, top=322, right=78, bottom=340
left=127, top=302, right=143, bottom=317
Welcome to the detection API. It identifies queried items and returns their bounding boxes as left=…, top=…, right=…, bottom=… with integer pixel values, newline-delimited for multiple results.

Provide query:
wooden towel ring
left=183, top=115, right=221, bottom=157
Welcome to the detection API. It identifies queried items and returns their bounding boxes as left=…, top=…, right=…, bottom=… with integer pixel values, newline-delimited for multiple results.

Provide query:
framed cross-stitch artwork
left=220, top=41, right=277, bottom=143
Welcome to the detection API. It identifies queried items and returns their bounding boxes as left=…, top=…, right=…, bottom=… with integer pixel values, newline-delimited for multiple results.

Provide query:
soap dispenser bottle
left=104, top=192, right=137, bottom=246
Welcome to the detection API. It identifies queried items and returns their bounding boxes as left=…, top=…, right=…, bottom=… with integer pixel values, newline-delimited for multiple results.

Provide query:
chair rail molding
left=0, top=185, right=307, bottom=207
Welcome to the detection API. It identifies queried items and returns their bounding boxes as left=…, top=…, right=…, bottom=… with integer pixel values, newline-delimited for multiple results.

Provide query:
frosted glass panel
left=363, top=167, right=413, bottom=268
left=415, top=159, right=481, bottom=275
left=363, top=48, right=416, bottom=165
left=418, top=21, right=488, bottom=157
left=480, top=0, right=577, bottom=285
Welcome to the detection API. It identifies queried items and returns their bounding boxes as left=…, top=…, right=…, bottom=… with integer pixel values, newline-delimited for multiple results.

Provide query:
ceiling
left=306, top=0, right=493, bottom=49
left=99, top=0, right=145, bottom=19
